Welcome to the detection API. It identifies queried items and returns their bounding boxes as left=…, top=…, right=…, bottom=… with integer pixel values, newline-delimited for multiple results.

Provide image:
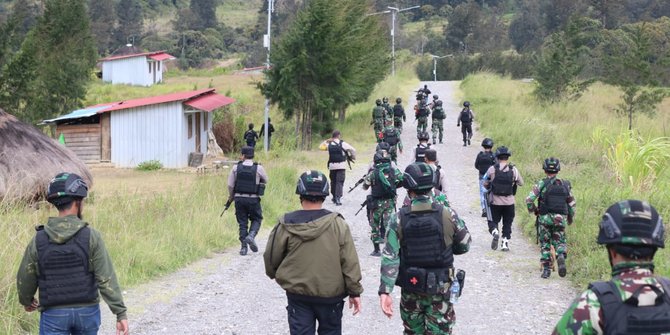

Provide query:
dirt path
left=101, top=81, right=577, bottom=334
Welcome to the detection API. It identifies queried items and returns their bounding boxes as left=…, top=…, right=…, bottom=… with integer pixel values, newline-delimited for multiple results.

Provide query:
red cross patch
left=410, top=277, right=418, bottom=285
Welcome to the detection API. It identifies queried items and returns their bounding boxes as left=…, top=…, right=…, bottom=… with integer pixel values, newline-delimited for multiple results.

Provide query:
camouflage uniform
left=363, top=163, right=402, bottom=244
left=526, top=177, right=576, bottom=267
left=373, top=105, right=386, bottom=138
left=415, top=105, right=430, bottom=136
left=552, top=263, right=668, bottom=335
left=431, top=105, right=446, bottom=144
left=377, top=125, right=403, bottom=163
left=393, top=103, right=406, bottom=131
left=380, top=196, right=471, bottom=334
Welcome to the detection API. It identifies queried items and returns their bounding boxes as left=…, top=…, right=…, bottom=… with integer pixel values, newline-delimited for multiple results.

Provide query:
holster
left=257, top=183, right=266, bottom=196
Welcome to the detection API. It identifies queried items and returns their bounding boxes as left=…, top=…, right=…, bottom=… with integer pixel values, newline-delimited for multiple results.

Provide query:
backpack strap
left=588, top=280, right=621, bottom=331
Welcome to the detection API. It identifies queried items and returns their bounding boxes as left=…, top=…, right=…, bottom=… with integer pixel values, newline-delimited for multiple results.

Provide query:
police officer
left=321, top=130, right=356, bottom=206
left=227, top=146, right=268, bottom=255
left=16, top=173, right=129, bottom=335
left=456, top=102, right=474, bottom=146
left=393, top=97, right=406, bottom=130
left=475, top=138, right=496, bottom=217
left=414, top=131, right=431, bottom=163
left=264, top=170, right=363, bottom=334
left=379, top=162, right=471, bottom=334
left=372, top=99, right=386, bottom=138
left=362, top=150, right=403, bottom=256
left=526, top=157, right=576, bottom=279
left=552, top=200, right=670, bottom=335
left=431, top=100, right=446, bottom=144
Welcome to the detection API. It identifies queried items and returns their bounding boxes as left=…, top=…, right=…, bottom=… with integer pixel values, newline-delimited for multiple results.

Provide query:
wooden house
left=100, top=50, right=175, bottom=87
left=44, top=89, right=234, bottom=168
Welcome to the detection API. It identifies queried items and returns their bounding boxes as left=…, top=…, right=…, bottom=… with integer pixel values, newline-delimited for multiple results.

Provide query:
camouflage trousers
left=538, top=213, right=567, bottom=266
left=400, top=291, right=455, bottom=335
left=394, top=117, right=404, bottom=132
left=369, top=198, right=395, bottom=243
left=417, top=117, right=428, bottom=136
left=374, top=120, right=384, bottom=140
left=431, top=119, right=444, bottom=143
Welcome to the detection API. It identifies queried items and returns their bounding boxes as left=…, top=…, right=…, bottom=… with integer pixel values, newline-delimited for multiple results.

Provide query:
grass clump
left=135, top=160, right=163, bottom=171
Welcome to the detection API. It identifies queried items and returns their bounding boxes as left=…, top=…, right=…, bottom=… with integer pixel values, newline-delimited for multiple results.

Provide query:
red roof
left=85, top=89, right=235, bottom=114
left=100, top=51, right=175, bottom=62
left=185, top=93, right=236, bottom=112
left=148, top=53, right=175, bottom=61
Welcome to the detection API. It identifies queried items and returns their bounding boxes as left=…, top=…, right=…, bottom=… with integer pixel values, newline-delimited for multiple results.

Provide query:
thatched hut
left=0, top=108, right=92, bottom=203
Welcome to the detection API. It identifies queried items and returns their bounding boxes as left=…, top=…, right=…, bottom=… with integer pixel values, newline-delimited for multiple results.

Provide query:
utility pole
left=263, top=0, right=274, bottom=153
left=429, top=54, right=450, bottom=82
left=387, top=5, right=420, bottom=76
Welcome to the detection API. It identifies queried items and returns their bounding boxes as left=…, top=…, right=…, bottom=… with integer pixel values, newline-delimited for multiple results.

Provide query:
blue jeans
left=40, top=305, right=100, bottom=335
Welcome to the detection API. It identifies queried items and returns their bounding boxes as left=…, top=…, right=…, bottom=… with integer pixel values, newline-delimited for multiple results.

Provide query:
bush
left=135, top=160, right=163, bottom=171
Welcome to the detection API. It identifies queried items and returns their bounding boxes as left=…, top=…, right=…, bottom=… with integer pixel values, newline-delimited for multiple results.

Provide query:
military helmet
left=481, top=138, right=494, bottom=148
left=396, top=97, right=402, bottom=103
left=375, top=99, right=382, bottom=106
left=495, top=146, right=511, bottom=158
left=402, top=162, right=435, bottom=191
left=417, top=131, right=430, bottom=141
left=433, top=94, right=439, bottom=100
left=296, top=170, right=330, bottom=197
left=376, top=141, right=391, bottom=152
left=47, top=173, right=88, bottom=206
left=597, top=200, right=664, bottom=248
left=373, top=150, right=391, bottom=165
left=543, top=157, right=561, bottom=173
left=382, top=97, right=389, bottom=103
left=463, top=101, right=470, bottom=107
left=436, top=100, right=443, bottom=106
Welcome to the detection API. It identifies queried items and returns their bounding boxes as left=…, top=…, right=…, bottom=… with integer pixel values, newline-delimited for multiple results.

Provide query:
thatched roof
left=0, top=108, right=92, bottom=203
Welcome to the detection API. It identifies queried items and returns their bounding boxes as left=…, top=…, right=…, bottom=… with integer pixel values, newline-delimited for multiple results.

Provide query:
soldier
left=414, top=131, right=431, bottom=163
left=379, top=162, right=471, bottom=334
left=552, top=200, right=670, bottom=335
left=483, top=146, right=523, bottom=251
left=244, top=123, right=259, bottom=148
left=475, top=138, right=496, bottom=217
left=378, top=118, right=403, bottom=164
left=456, top=102, right=474, bottom=146
left=264, top=170, right=363, bottom=334
left=321, top=130, right=356, bottom=206
left=227, top=146, right=268, bottom=255
left=372, top=99, right=386, bottom=139
left=417, top=84, right=431, bottom=104
left=431, top=100, right=446, bottom=144
left=16, top=173, right=129, bottom=335
left=362, top=150, right=403, bottom=256
left=393, top=97, right=406, bottom=130
left=415, top=102, right=430, bottom=137
left=382, top=96, right=393, bottom=117
left=526, top=157, right=576, bottom=279
left=258, top=117, right=275, bottom=150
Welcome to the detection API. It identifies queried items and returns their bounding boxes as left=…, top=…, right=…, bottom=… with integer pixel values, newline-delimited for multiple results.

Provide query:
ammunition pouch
left=400, top=267, right=451, bottom=294
left=257, top=183, right=266, bottom=196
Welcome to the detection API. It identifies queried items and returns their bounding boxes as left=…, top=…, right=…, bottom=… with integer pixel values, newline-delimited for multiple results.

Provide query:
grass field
left=461, top=73, right=670, bottom=286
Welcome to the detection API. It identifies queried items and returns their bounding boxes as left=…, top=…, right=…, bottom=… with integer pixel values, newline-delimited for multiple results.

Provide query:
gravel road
left=101, top=81, right=577, bottom=334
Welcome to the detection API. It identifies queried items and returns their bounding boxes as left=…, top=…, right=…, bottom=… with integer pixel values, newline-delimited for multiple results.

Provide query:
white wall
left=101, top=56, right=152, bottom=86
left=181, top=111, right=213, bottom=159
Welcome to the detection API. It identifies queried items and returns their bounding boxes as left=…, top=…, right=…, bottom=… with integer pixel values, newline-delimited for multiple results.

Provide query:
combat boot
left=370, top=243, right=381, bottom=257
left=557, top=254, right=567, bottom=278
left=541, top=265, right=551, bottom=279
left=463, top=141, right=467, bottom=147
left=239, top=242, right=248, bottom=256
left=245, top=232, right=258, bottom=253
left=335, top=197, right=342, bottom=206
left=491, top=228, right=499, bottom=250
left=481, top=209, right=487, bottom=217
left=433, top=139, right=436, bottom=145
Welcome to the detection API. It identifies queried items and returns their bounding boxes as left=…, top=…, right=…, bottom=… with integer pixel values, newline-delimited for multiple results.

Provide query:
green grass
left=461, top=72, right=670, bottom=287
left=217, top=0, right=263, bottom=29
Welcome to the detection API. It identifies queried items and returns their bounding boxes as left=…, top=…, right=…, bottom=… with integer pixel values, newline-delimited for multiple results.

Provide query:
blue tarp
left=42, top=105, right=112, bottom=124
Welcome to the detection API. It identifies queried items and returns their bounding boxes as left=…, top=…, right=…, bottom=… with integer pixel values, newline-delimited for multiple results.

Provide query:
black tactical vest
left=383, top=129, right=399, bottom=146
left=476, top=152, right=496, bottom=176
left=370, top=166, right=397, bottom=199
left=459, top=109, right=472, bottom=123
left=418, top=107, right=429, bottom=117
left=590, top=278, right=670, bottom=335
left=491, top=164, right=515, bottom=196
left=415, top=144, right=430, bottom=162
left=396, top=204, right=453, bottom=293
left=539, top=178, right=570, bottom=215
left=234, top=162, right=259, bottom=194
left=393, top=104, right=404, bottom=118
left=328, top=141, right=346, bottom=163
left=36, top=227, right=98, bottom=308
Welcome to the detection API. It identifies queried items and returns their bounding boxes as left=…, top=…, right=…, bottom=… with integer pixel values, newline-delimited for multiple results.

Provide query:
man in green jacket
left=16, top=173, right=129, bottom=335
left=264, top=170, right=363, bottom=334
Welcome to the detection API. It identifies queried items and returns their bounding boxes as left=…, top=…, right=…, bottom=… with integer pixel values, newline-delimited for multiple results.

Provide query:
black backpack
left=432, top=107, right=445, bottom=120
left=459, top=109, right=472, bottom=123
left=475, top=151, right=496, bottom=175
left=244, top=130, right=256, bottom=142
left=539, top=178, right=570, bottom=215
left=589, top=278, right=670, bottom=334
left=383, top=128, right=399, bottom=146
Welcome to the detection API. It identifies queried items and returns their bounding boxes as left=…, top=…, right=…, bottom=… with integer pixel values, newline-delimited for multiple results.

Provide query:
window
left=187, top=115, right=193, bottom=139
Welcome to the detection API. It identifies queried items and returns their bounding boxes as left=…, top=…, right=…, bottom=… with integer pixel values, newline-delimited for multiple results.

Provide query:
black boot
left=370, top=243, right=381, bottom=257
left=244, top=232, right=258, bottom=253
left=541, top=265, right=551, bottom=279
left=335, top=197, right=342, bottom=206
left=239, top=242, right=248, bottom=256
left=557, top=254, right=567, bottom=278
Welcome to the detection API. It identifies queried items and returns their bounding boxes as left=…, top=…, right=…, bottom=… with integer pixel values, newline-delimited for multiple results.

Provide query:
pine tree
left=190, top=0, right=217, bottom=30
left=89, top=0, right=116, bottom=54
left=114, top=0, right=143, bottom=46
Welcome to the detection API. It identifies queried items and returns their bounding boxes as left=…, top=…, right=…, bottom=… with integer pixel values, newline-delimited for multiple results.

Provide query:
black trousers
left=287, top=297, right=344, bottom=335
left=329, top=169, right=345, bottom=198
left=488, top=204, right=515, bottom=239
left=461, top=123, right=472, bottom=142
left=234, top=197, right=263, bottom=242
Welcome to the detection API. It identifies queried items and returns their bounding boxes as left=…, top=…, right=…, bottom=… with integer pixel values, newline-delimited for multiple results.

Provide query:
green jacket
left=16, top=215, right=127, bottom=321
left=264, top=211, right=363, bottom=301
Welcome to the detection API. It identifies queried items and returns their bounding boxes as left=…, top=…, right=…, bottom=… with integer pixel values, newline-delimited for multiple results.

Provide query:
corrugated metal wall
left=180, top=111, right=212, bottom=159
left=102, top=57, right=152, bottom=86
left=110, top=102, right=184, bottom=168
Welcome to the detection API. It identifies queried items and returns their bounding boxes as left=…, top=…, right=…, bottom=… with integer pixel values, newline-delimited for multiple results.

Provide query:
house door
left=152, top=62, right=157, bottom=84
left=195, top=112, right=201, bottom=153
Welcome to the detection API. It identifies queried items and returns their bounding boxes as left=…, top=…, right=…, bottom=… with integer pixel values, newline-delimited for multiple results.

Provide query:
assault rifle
left=355, top=199, right=368, bottom=216
left=345, top=150, right=354, bottom=170
left=348, top=175, right=366, bottom=193
left=220, top=198, right=233, bottom=217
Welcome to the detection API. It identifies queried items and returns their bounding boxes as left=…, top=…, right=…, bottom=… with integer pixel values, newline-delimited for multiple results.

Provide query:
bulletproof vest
left=418, top=107, right=429, bottom=117
left=396, top=204, right=454, bottom=292
left=383, top=128, right=399, bottom=146
left=539, top=178, right=570, bottom=215
left=459, top=109, right=472, bottom=123
left=328, top=141, right=346, bottom=163
left=36, top=227, right=98, bottom=308
left=373, top=106, right=385, bottom=119
left=234, top=162, right=259, bottom=194
left=491, top=164, right=515, bottom=196
left=370, top=164, right=397, bottom=199
left=476, top=152, right=496, bottom=175
left=432, top=107, right=445, bottom=119
left=433, top=166, right=442, bottom=191
left=244, top=130, right=256, bottom=142
left=393, top=104, right=404, bottom=118
left=415, top=144, right=430, bottom=162
left=589, top=278, right=670, bottom=335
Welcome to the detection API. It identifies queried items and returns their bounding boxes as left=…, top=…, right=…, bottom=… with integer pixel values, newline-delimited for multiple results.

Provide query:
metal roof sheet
left=42, top=105, right=113, bottom=123
left=100, top=51, right=174, bottom=62
left=148, top=53, right=175, bottom=61
left=184, top=93, right=236, bottom=112
left=100, top=89, right=216, bottom=112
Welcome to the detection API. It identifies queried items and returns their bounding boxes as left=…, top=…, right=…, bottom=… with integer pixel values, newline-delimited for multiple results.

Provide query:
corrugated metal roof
left=148, top=53, right=175, bottom=61
left=101, top=89, right=215, bottom=112
left=184, top=93, right=236, bottom=112
left=100, top=51, right=174, bottom=62
left=42, top=105, right=113, bottom=123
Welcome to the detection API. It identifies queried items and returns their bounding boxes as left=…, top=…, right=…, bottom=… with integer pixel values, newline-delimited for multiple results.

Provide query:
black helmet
left=463, top=101, right=470, bottom=107
left=296, top=170, right=330, bottom=197
left=241, top=146, right=254, bottom=159
left=417, top=131, right=430, bottom=141
left=376, top=141, right=391, bottom=152
left=495, top=146, right=511, bottom=158
left=543, top=157, right=561, bottom=173
left=597, top=200, right=664, bottom=248
left=402, top=162, right=435, bottom=191
left=433, top=95, right=438, bottom=100
left=436, top=100, right=443, bottom=106
left=373, top=150, right=391, bottom=165
left=481, top=138, right=494, bottom=148
left=382, top=97, right=389, bottom=103
left=396, top=97, right=402, bottom=103
left=47, top=173, right=88, bottom=206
